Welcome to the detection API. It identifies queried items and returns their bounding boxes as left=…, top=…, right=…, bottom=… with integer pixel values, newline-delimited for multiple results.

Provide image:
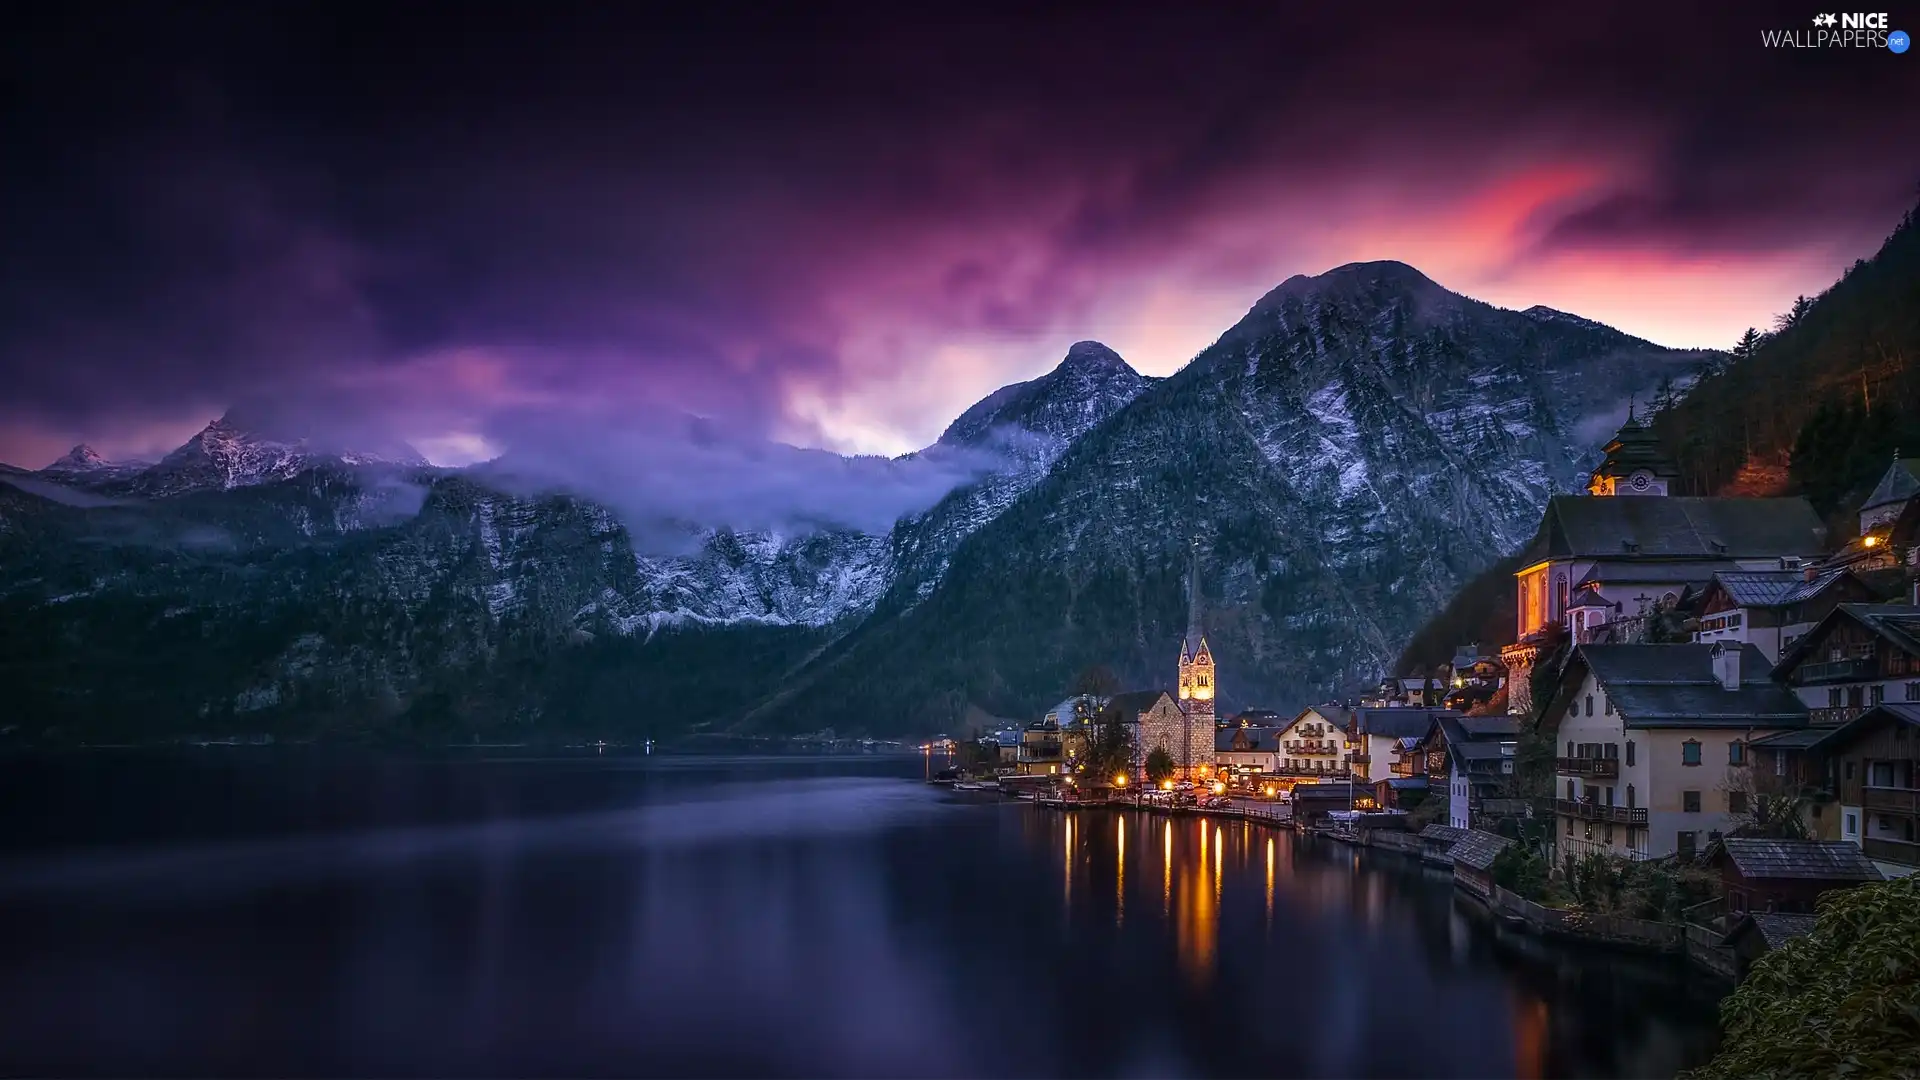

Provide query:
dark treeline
left=1651, top=199, right=1920, bottom=525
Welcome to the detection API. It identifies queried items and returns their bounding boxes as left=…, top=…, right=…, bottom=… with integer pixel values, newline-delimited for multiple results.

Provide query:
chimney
left=1805, top=564, right=1818, bottom=583
left=1711, top=642, right=1741, bottom=690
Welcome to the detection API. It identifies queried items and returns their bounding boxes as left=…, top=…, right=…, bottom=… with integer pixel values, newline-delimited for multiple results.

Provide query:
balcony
left=1862, top=836, right=1920, bottom=867
left=1811, top=706, right=1866, bottom=726
left=1390, top=761, right=1414, bottom=777
left=1798, top=657, right=1876, bottom=684
left=1349, top=753, right=1371, bottom=765
left=1863, top=786, right=1920, bottom=815
left=1556, top=757, right=1620, bottom=779
left=1553, top=798, right=1648, bottom=826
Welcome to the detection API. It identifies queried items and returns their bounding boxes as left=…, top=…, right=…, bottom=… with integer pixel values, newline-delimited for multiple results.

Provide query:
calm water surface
left=0, top=753, right=1725, bottom=1077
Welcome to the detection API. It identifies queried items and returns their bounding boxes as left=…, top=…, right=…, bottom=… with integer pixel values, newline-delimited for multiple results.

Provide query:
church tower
left=1586, top=403, right=1679, bottom=496
left=1176, top=538, right=1217, bottom=776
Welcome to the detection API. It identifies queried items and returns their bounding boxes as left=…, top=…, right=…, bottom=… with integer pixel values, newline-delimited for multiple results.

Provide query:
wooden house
left=1706, top=837, right=1881, bottom=914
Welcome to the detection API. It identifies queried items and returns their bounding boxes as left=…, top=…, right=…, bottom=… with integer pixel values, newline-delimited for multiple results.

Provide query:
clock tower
left=1586, top=405, right=1679, bottom=496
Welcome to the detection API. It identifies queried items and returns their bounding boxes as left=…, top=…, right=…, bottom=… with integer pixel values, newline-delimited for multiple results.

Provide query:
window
left=1729, top=790, right=1748, bottom=814
left=1775, top=752, right=1786, bottom=776
left=1566, top=779, right=1576, bottom=800
left=1626, top=741, right=1635, bottom=767
left=1682, top=740, right=1702, bottom=766
left=1846, top=813, right=1858, bottom=836
left=1603, top=823, right=1614, bottom=844
left=1677, top=831, right=1697, bottom=859
left=1566, top=816, right=1574, bottom=836
left=1585, top=694, right=1594, bottom=717
left=1906, top=682, right=1920, bottom=702
left=1830, top=688, right=1844, bottom=707
left=1566, top=740, right=1574, bottom=757
left=1846, top=761, right=1856, bottom=781
left=1683, top=790, right=1702, bottom=813
left=1604, top=696, right=1614, bottom=715
left=1626, top=783, right=1636, bottom=809
left=1729, top=741, right=1745, bottom=766
left=1871, top=761, right=1896, bottom=787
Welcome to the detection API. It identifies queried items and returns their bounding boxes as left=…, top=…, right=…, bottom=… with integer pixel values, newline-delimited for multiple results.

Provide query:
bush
left=1681, top=874, right=1920, bottom=1080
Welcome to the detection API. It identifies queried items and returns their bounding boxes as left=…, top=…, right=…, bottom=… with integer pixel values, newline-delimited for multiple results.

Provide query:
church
left=1154, top=541, right=1221, bottom=778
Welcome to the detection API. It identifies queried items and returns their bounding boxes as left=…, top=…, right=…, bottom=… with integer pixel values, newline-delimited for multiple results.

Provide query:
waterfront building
left=1719, top=912, right=1819, bottom=981
left=1272, top=705, right=1356, bottom=779
left=1344, top=706, right=1455, bottom=783
left=1215, top=725, right=1282, bottom=777
left=1372, top=774, right=1428, bottom=810
left=1797, top=702, right=1920, bottom=878
left=1539, top=642, right=1807, bottom=861
left=1016, top=721, right=1066, bottom=775
left=1449, top=830, right=1513, bottom=900
left=1173, top=539, right=1220, bottom=777
left=1704, top=836, right=1882, bottom=914
left=1100, top=690, right=1187, bottom=780
left=1413, top=713, right=1522, bottom=831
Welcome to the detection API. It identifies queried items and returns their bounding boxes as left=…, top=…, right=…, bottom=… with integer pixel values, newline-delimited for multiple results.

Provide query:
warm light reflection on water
left=1115, top=815, right=1125, bottom=927
left=1265, top=835, right=1274, bottom=927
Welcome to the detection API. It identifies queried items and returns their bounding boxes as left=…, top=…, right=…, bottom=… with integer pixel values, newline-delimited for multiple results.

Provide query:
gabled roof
left=1102, top=690, right=1174, bottom=720
left=1713, top=838, right=1883, bottom=882
left=1217, top=726, right=1282, bottom=752
left=1560, top=644, right=1807, bottom=729
left=1350, top=706, right=1457, bottom=740
left=1574, top=561, right=1728, bottom=588
left=1378, top=776, right=1428, bottom=791
left=1418, top=824, right=1468, bottom=845
left=1861, top=458, right=1920, bottom=513
left=1710, top=567, right=1858, bottom=610
left=1725, top=912, right=1821, bottom=951
left=1450, top=830, right=1513, bottom=871
left=1528, top=495, right=1826, bottom=561
left=1776, top=604, right=1920, bottom=678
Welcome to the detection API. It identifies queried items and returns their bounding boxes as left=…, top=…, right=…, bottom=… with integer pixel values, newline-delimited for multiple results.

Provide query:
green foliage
left=1144, top=746, right=1176, bottom=784
left=1556, top=851, right=1722, bottom=922
left=1492, top=844, right=1550, bottom=899
left=1681, top=874, right=1920, bottom=1080
left=1080, top=711, right=1136, bottom=782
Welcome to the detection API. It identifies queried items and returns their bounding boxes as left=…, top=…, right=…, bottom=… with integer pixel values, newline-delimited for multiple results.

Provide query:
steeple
left=1586, top=408, right=1679, bottom=496
left=1184, top=536, right=1206, bottom=656
left=1177, top=537, right=1214, bottom=705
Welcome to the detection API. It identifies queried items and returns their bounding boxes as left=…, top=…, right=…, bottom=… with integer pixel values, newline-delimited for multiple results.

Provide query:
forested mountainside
left=1, top=264, right=1702, bottom=743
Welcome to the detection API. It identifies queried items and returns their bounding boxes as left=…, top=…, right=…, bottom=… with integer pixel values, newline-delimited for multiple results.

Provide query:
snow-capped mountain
left=38, top=444, right=150, bottom=480
left=0, top=265, right=1710, bottom=742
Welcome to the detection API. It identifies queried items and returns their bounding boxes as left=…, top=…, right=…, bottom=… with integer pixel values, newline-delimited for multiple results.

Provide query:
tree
left=1731, top=326, right=1766, bottom=363
left=1145, top=746, right=1176, bottom=785
left=1721, top=765, right=1814, bottom=840
left=1772, top=294, right=1815, bottom=335
left=1079, top=708, right=1136, bottom=783
left=1071, top=664, right=1121, bottom=698
left=1681, top=874, right=1920, bottom=1080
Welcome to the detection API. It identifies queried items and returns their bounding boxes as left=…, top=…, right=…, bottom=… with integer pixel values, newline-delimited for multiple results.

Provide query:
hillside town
left=952, top=411, right=1920, bottom=984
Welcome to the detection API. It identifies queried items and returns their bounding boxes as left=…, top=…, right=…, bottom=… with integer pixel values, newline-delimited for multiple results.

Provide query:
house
left=1363, top=673, right=1446, bottom=708
left=1692, top=568, right=1874, bottom=662
left=1016, top=721, right=1066, bottom=776
left=1772, top=604, right=1920, bottom=727
left=1743, top=726, right=1843, bottom=841
left=1372, top=774, right=1428, bottom=810
left=1540, top=642, right=1808, bottom=861
left=1719, top=912, right=1819, bottom=979
left=1099, top=690, right=1189, bottom=781
left=1417, top=713, right=1522, bottom=831
left=1449, top=830, right=1513, bottom=900
left=1706, top=836, right=1881, bottom=915
left=1800, top=702, right=1920, bottom=878
left=1290, top=780, right=1375, bottom=826
left=1272, top=705, right=1357, bottom=779
left=1215, top=725, right=1283, bottom=776
left=1345, top=706, right=1456, bottom=783
left=1499, top=435, right=1827, bottom=715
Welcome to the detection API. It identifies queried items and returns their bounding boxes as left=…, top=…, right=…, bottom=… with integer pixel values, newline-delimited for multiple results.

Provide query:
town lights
left=1865, top=535, right=1882, bottom=547
left=1113, top=774, right=1127, bottom=787
left=1263, top=785, right=1276, bottom=797
left=1161, top=780, right=1174, bottom=791
left=1211, top=782, right=1225, bottom=795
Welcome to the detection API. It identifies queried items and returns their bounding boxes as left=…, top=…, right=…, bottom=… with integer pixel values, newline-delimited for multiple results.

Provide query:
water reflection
left=0, top=757, right=1724, bottom=1078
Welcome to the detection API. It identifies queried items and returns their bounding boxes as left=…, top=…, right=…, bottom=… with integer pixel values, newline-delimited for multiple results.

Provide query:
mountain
left=0, top=267, right=1703, bottom=743
left=39, top=444, right=149, bottom=481
left=755, top=261, right=1710, bottom=730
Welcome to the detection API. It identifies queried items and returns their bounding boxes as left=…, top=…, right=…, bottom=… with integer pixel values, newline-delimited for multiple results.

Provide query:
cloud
left=469, top=403, right=1005, bottom=550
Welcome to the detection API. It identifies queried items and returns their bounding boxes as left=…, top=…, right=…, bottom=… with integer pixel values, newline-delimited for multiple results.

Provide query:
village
left=933, top=412, right=1920, bottom=987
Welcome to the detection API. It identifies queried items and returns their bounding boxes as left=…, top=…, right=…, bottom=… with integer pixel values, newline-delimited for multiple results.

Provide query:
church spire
left=1185, top=535, right=1205, bottom=654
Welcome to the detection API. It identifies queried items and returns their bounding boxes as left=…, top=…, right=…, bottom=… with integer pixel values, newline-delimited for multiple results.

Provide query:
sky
left=2, top=1, right=1917, bottom=472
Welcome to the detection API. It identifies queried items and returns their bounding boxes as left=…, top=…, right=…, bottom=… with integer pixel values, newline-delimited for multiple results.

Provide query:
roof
left=1530, top=495, right=1826, bottom=561
left=1776, top=603, right=1920, bottom=677
left=1803, top=702, right=1920, bottom=754
left=1747, top=728, right=1830, bottom=750
left=1590, top=415, right=1681, bottom=480
left=1290, top=781, right=1370, bottom=800
left=1728, top=913, right=1821, bottom=951
left=1351, top=707, right=1456, bottom=740
left=1574, top=561, right=1726, bottom=588
left=1714, top=838, right=1882, bottom=882
left=1102, top=690, right=1173, bottom=719
left=1570, top=643, right=1808, bottom=729
left=1378, top=776, right=1428, bottom=791
left=1711, top=568, right=1854, bottom=610
left=1450, top=830, right=1513, bottom=871
left=1861, top=458, right=1920, bottom=513
left=1216, top=726, right=1282, bottom=752
left=1418, top=824, right=1468, bottom=845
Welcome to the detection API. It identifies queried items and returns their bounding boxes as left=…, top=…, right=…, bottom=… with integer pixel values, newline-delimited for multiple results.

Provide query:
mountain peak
left=50, top=444, right=105, bottom=469
left=1056, top=340, right=1133, bottom=377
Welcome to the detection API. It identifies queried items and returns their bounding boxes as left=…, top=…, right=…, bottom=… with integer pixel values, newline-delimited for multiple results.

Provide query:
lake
left=0, top=752, right=1725, bottom=1077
